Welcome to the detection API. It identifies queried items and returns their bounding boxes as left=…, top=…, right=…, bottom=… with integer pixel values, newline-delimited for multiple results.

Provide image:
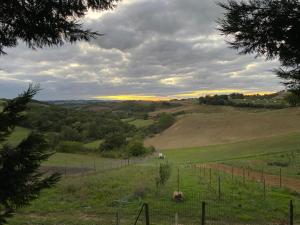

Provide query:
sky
left=0, top=0, right=283, bottom=101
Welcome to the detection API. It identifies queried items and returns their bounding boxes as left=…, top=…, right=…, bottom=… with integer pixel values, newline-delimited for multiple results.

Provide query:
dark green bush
left=56, top=141, right=86, bottom=153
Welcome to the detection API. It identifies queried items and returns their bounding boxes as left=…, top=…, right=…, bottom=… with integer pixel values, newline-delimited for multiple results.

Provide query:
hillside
left=145, top=105, right=300, bottom=149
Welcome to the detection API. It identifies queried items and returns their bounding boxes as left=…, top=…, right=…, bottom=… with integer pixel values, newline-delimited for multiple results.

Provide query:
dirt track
left=204, top=163, right=300, bottom=193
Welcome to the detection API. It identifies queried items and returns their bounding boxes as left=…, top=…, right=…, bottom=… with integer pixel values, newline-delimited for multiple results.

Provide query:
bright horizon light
left=92, top=89, right=279, bottom=101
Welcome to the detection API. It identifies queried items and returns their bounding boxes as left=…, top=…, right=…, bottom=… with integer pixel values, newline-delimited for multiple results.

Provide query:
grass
left=8, top=159, right=300, bottom=225
left=145, top=106, right=300, bottom=149
left=223, top=150, right=300, bottom=178
left=6, top=132, right=300, bottom=225
left=43, top=152, right=121, bottom=169
left=161, top=132, right=300, bottom=164
left=123, top=118, right=154, bottom=128
left=3, top=126, right=30, bottom=146
left=83, top=139, right=103, bottom=150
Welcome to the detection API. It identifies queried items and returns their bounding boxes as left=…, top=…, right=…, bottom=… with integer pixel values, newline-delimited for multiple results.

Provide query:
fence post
left=243, top=168, right=245, bottom=184
left=263, top=179, right=266, bottom=200
left=218, top=176, right=221, bottom=200
left=209, top=168, right=212, bottom=186
left=175, top=213, right=178, bottom=225
left=116, top=211, right=120, bottom=225
left=290, top=200, right=294, bottom=225
left=201, top=201, right=206, bottom=225
left=144, top=203, right=150, bottom=225
left=280, top=168, right=282, bottom=188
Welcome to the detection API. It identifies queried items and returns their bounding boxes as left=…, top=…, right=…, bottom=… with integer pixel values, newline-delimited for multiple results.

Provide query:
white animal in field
left=158, top=153, right=165, bottom=159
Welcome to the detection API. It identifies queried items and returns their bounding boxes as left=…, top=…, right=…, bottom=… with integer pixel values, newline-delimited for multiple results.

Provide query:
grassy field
left=3, top=126, right=30, bottom=146
left=145, top=106, right=300, bottom=149
left=161, top=132, right=300, bottom=164
left=7, top=132, right=300, bottom=225
left=223, top=149, right=300, bottom=178
left=123, top=118, right=154, bottom=128
left=83, top=139, right=103, bottom=150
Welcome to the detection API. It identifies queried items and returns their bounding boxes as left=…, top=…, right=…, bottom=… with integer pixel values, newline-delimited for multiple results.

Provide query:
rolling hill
left=145, top=105, right=300, bottom=149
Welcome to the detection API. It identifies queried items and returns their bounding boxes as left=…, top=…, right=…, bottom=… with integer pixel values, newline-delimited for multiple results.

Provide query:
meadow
left=2, top=101, right=300, bottom=225
left=7, top=132, right=300, bottom=225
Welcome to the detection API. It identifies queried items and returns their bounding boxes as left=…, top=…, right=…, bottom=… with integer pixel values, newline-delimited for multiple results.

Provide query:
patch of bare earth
left=205, top=163, right=300, bottom=193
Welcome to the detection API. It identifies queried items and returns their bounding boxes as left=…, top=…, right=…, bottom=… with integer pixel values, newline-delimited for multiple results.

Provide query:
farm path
left=203, top=163, right=300, bottom=193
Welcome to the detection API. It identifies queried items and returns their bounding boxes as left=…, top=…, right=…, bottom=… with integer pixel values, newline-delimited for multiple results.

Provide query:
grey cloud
left=0, top=0, right=283, bottom=100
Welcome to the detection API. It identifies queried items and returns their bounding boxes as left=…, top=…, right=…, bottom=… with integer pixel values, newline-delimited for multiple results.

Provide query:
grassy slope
left=7, top=132, right=300, bottom=225
left=83, top=139, right=103, bottom=150
left=128, top=119, right=154, bottom=128
left=162, top=132, right=300, bottom=164
left=145, top=106, right=300, bottom=149
left=3, top=127, right=30, bottom=146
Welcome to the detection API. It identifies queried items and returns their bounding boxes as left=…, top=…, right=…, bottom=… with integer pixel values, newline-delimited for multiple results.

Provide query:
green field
left=123, top=118, right=154, bottom=128
left=83, top=139, right=103, bottom=150
left=162, top=132, right=300, bottom=164
left=3, top=127, right=30, bottom=146
left=7, top=132, right=300, bottom=225
left=223, top=149, right=300, bottom=178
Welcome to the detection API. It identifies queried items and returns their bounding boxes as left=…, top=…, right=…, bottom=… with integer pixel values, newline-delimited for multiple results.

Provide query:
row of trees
left=198, top=93, right=300, bottom=108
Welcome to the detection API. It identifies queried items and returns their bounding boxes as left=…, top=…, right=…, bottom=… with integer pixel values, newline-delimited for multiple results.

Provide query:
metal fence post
left=145, top=203, right=150, bottom=225
left=290, top=200, right=294, bottom=225
left=201, top=201, right=206, bottom=225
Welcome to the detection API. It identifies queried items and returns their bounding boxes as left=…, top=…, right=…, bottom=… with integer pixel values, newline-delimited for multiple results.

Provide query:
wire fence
left=92, top=164, right=299, bottom=225
left=41, top=157, right=151, bottom=176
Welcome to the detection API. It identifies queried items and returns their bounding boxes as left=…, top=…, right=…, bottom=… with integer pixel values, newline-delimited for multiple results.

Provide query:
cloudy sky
left=0, top=0, right=283, bottom=100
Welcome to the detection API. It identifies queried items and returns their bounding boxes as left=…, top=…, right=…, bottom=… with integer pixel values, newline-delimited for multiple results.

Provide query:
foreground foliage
left=0, top=86, right=60, bottom=224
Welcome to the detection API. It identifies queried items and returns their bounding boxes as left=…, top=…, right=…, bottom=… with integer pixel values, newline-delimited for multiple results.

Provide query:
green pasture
left=161, top=132, right=300, bottom=164
left=83, top=139, right=103, bottom=150
left=7, top=132, right=300, bottom=225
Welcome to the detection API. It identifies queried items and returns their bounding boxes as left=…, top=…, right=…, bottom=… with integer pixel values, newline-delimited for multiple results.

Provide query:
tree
left=285, top=92, right=300, bottom=106
left=126, top=139, right=147, bottom=157
left=100, top=132, right=126, bottom=151
left=0, top=0, right=119, bottom=54
left=218, top=0, right=300, bottom=95
left=0, top=85, right=60, bottom=224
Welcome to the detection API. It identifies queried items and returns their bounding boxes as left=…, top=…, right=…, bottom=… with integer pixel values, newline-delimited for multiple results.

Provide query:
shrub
left=267, top=161, right=290, bottom=167
left=126, top=139, right=147, bottom=157
left=156, top=163, right=171, bottom=186
left=56, top=141, right=86, bottom=153
left=100, top=132, right=126, bottom=152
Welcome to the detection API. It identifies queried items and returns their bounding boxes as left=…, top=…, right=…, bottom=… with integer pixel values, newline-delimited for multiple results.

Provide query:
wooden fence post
left=201, top=201, right=206, bottom=225
left=209, top=168, right=212, bottom=186
left=144, top=203, right=150, bottom=225
left=280, top=168, right=282, bottom=188
left=290, top=200, right=294, bottom=225
left=263, top=179, right=266, bottom=200
left=218, top=176, right=221, bottom=200
left=243, top=168, right=245, bottom=184
left=116, top=211, right=120, bottom=225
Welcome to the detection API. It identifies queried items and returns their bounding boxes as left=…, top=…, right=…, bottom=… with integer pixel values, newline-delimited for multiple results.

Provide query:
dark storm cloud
left=0, top=0, right=282, bottom=100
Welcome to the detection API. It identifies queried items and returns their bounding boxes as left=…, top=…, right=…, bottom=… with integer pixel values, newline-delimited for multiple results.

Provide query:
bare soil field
left=205, top=163, right=300, bottom=193
left=145, top=106, right=300, bottom=149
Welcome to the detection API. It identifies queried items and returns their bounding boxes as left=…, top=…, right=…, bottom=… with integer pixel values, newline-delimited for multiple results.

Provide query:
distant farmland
left=145, top=106, right=300, bottom=149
